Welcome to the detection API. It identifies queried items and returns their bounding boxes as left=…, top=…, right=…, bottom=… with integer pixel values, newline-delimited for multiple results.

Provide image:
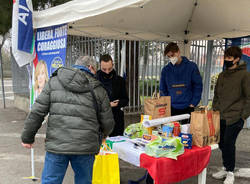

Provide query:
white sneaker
left=212, top=167, right=227, bottom=179
left=224, top=172, right=234, bottom=184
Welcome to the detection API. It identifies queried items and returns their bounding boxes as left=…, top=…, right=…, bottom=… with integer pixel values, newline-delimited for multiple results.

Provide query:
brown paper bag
left=144, top=94, right=171, bottom=119
left=190, top=109, right=220, bottom=147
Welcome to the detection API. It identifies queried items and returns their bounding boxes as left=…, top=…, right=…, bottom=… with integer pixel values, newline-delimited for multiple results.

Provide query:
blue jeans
left=42, top=152, right=95, bottom=184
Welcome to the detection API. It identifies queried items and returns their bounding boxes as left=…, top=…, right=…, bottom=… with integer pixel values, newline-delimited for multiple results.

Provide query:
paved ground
left=0, top=99, right=249, bottom=184
left=0, top=79, right=14, bottom=101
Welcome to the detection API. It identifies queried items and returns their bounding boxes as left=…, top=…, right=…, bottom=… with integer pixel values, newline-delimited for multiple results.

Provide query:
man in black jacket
left=97, top=54, right=129, bottom=136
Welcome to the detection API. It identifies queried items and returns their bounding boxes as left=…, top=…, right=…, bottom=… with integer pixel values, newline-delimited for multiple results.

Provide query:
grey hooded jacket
left=21, top=67, right=115, bottom=155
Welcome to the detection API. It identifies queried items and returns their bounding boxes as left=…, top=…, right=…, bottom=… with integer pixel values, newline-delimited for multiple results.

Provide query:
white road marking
left=0, top=133, right=45, bottom=138
left=0, top=153, right=44, bottom=163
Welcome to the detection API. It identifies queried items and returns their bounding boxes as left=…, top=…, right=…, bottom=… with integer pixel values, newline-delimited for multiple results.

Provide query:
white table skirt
left=112, top=137, right=144, bottom=167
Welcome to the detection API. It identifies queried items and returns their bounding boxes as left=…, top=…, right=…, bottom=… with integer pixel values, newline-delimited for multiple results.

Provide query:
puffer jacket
left=21, top=67, right=115, bottom=155
left=212, top=63, right=250, bottom=125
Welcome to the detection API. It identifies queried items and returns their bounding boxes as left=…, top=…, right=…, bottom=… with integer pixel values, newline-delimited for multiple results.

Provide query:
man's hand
left=110, top=100, right=119, bottom=107
left=189, top=104, right=194, bottom=108
left=22, top=143, right=33, bottom=149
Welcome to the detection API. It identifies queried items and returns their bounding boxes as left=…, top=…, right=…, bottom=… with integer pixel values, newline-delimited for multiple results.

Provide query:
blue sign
left=35, top=24, right=67, bottom=77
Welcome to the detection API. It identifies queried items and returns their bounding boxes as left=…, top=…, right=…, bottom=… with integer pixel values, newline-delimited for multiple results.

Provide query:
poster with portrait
left=30, top=24, right=67, bottom=106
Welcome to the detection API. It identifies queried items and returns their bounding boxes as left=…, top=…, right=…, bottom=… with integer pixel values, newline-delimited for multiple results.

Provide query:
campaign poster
left=31, top=24, right=67, bottom=105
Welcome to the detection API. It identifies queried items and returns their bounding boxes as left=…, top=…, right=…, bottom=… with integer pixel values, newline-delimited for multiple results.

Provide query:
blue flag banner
left=18, top=0, right=34, bottom=53
left=12, top=0, right=35, bottom=67
left=35, top=24, right=67, bottom=78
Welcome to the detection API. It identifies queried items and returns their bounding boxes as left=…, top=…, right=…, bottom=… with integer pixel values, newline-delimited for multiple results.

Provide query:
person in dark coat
left=97, top=54, right=129, bottom=136
left=212, top=46, right=250, bottom=184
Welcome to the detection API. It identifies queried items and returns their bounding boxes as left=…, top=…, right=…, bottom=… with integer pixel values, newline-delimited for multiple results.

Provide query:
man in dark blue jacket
left=147, top=43, right=203, bottom=184
left=160, top=42, right=203, bottom=124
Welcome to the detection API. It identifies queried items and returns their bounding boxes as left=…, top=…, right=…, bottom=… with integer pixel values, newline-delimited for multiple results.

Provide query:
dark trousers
left=219, top=118, right=244, bottom=172
left=110, top=109, right=125, bottom=137
left=171, top=106, right=194, bottom=124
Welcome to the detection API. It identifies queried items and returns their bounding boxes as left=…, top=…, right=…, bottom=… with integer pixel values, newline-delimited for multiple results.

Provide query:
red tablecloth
left=140, top=146, right=211, bottom=184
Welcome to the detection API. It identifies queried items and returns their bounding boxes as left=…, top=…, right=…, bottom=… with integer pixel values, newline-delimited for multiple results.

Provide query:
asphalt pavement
left=0, top=99, right=249, bottom=184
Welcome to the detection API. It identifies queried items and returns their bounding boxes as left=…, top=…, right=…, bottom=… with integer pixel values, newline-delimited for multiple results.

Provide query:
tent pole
left=203, top=40, right=214, bottom=105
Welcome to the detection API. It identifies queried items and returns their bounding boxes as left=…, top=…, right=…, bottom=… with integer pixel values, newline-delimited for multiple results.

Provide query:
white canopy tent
left=33, top=0, right=250, bottom=42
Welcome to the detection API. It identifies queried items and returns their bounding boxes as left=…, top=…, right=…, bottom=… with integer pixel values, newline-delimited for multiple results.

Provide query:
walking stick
left=23, top=148, right=39, bottom=181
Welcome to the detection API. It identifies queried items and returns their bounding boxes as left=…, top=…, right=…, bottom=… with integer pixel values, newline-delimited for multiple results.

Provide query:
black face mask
left=224, top=60, right=235, bottom=69
left=100, top=70, right=114, bottom=79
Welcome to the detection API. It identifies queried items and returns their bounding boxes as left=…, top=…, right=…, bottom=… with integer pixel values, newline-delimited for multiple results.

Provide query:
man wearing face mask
left=96, top=54, right=129, bottom=136
left=159, top=42, right=203, bottom=124
left=146, top=43, right=203, bottom=184
left=212, top=46, right=250, bottom=184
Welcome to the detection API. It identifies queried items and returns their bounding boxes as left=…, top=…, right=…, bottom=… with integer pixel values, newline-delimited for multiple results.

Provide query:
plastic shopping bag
left=145, top=136, right=184, bottom=160
left=124, top=122, right=148, bottom=139
left=92, top=143, right=120, bottom=184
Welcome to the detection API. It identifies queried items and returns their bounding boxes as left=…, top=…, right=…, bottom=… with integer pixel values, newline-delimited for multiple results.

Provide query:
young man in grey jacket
left=21, top=56, right=115, bottom=184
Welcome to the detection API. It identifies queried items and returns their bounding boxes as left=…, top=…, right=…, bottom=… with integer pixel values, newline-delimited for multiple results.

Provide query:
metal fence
left=11, top=52, right=30, bottom=97
left=190, top=40, right=225, bottom=105
left=9, top=36, right=225, bottom=114
left=66, top=36, right=225, bottom=114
